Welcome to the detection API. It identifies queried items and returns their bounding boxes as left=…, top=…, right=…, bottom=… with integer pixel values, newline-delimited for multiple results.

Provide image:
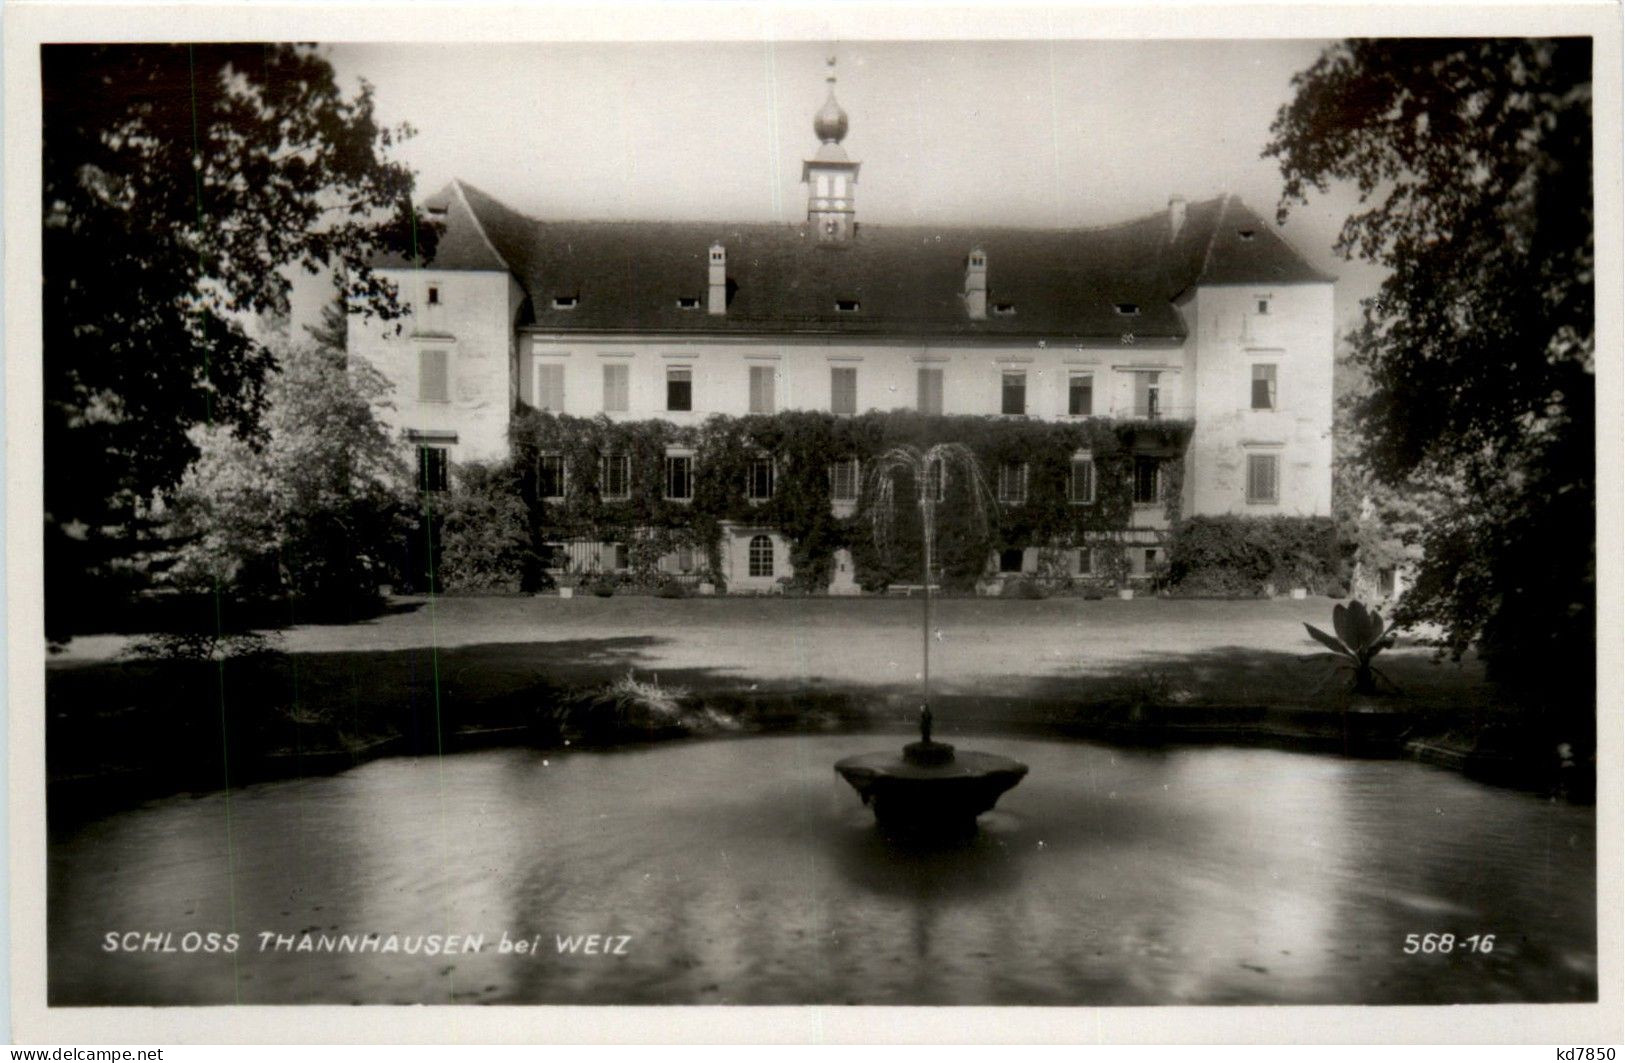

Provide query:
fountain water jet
left=835, top=444, right=1029, bottom=839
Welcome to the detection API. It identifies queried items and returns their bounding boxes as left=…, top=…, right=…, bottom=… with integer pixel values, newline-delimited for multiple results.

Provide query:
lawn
left=50, top=593, right=1500, bottom=739
left=43, top=592, right=1578, bottom=828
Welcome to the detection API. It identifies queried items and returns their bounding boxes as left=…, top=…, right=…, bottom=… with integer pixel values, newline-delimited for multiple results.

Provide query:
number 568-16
left=1404, top=933, right=1494, bottom=954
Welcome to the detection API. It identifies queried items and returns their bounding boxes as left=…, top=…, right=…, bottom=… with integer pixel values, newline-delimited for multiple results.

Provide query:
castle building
left=351, top=61, right=1335, bottom=593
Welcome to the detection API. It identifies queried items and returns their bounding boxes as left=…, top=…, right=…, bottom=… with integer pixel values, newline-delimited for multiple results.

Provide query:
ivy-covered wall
left=506, top=408, right=1194, bottom=592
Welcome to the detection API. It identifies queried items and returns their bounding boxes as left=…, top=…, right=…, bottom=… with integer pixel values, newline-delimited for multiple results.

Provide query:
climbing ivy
left=503, top=408, right=1195, bottom=592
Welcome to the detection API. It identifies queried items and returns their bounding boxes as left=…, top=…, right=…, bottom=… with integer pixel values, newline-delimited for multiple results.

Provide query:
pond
left=50, top=735, right=1596, bottom=1006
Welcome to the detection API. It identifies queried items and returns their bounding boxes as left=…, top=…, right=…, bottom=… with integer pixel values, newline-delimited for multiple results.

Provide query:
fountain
left=834, top=444, right=1029, bottom=839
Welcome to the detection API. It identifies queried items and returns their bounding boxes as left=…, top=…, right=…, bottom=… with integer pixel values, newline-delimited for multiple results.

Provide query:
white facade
left=348, top=268, right=526, bottom=463
left=347, top=67, right=1335, bottom=592
left=353, top=275, right=1334, bottom=523
left=1183, top=283, right=1336, bottom=518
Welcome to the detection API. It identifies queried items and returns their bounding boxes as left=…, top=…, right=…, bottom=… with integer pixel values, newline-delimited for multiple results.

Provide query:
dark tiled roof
left=384, top=181, right=1332, bottom=339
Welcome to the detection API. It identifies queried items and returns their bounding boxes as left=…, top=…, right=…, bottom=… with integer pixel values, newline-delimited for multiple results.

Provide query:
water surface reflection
left=50, top=736, right=1595, bottom=1005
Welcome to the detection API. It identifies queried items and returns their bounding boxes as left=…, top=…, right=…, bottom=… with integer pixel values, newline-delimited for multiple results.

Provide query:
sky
left=294, top=39, right=1386, bottom=332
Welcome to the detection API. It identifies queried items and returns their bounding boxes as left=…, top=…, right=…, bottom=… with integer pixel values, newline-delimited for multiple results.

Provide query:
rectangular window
left=419, top=349, right=449, bottom=403
left=747, top=456, right=775, bottom=501
left=601, top=453, right=631, bottom=500
left=603, top=363, right=629, bottom=412
left=427, top=285, right=441, bottom=305
left=1133, top=371, right=1161, bottom=419
left=611, top=543, right=629, bottom=570
left=1247, top=453, right=1279, bottom=504
left=831, top=458, right=860, bottom=502
left=535, top=363, right=565, bottom=412
left=831, top=366, right=858, bottom=415
left=416, top=446, right=448, bottom=493
left=538, top=453, right=566, bottom=500
left=749, top=365, right=775, bottom=414
left=666, top=453, right=694, bottom=501
left=667, top=367, right=693, bottom=412
left=1251, top=364, right=1277, bottom=410
left=1068, top=372, right=1094, bottom=416
left=1001, top=371, right=1027, bottom=415
left=1069, top=454, right=1096, bottom=504
left=1078, top=548, right=1094, bottom=576
left=1134, top=456, right=1163, bottom=505
left=997, top=462, right=1028, bottom=504
left=675, top=545, right=695, bottom=573
left=917, top=367, right=944, bottom=415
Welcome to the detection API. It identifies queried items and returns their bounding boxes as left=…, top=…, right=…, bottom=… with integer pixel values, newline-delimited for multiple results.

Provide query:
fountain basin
left=835, top=741, right=1028, bottom=839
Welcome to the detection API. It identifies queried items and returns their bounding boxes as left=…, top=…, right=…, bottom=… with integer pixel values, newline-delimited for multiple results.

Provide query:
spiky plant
left=1304, top=600, right=1402, bottom=695
left=868, top=444, right=995, bottom=740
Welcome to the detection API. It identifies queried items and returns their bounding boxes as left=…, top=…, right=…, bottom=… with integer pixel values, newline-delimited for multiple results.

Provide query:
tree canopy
left=42, top=44, right=433, bottom=541
left=160, top=329, right=410, bottom=617
left=1265, top=39, right=1594, bottom=726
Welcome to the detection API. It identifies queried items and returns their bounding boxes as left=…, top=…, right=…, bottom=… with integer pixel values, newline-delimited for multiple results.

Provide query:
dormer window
left=553, top=295, right=579, bottom=310
left=1115, top=303, right=1140, bottom=316
left=1238, top=229, right=1257, bottom=241
left=676, top=297, right=701, bottom=310
left=835, top=299, right=861, bottom=313
left=992, top=303, right=1016, bottom=317
left=969, top=252, right=986, bottom=268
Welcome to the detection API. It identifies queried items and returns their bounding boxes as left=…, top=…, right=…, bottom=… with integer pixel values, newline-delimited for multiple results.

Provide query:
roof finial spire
left=814, top=54, right=849, bottom=144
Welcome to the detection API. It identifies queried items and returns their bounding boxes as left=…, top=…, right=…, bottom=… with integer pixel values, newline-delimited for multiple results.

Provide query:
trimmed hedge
left=1166, top=515, right=1342, bottom=597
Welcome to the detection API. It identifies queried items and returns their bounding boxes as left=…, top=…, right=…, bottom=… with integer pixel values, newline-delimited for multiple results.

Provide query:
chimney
left=964, top=248, right=988, bottom=320
left=707, top=243, right=727, bottom=315
left=1168, top=195, right=1187, bottom=240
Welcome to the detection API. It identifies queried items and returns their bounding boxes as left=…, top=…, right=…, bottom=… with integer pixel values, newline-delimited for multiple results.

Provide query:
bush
left=437, top=462, right=537, bottom=593
left=590, top=579, right=616, bottom=597
left=1001, top=578, right=1047, bottom=599
left=551, top=670, right=737, bottom=744
left=1167, top=516, right=1340, bottom=597
left=654, top=579, right=690, bottom=599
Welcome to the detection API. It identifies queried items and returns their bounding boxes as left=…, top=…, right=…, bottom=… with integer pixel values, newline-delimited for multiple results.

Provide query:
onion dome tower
left=802, top=56, right=860, bottom=247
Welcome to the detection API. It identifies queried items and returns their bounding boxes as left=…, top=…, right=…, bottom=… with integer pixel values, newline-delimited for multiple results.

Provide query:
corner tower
left=801, top=56, right=860, bottom=247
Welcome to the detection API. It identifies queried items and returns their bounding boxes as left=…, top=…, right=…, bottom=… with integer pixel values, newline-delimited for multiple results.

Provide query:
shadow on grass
left=46, top=632, right=1578, bottom=821
left=52, top=592, right=427, bottom=642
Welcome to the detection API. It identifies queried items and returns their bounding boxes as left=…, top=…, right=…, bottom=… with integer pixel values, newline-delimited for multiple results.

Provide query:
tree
left=161, top=331, right=411, bottom=617
left=42, top=45, right=434, bottom=631
left=1266, top=39, right=1594, bottom=737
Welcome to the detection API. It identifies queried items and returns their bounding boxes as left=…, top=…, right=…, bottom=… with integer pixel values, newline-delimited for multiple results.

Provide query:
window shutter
left=831, top=367, right=857, bottom=415
left=917, top=368, right=943, bottom=414
left=750, top=366, right=774, bottom=414
left=536, top=364, right=565, bottom=411
left=419, top=350, right=449, bottom=402
left=602, top=364, right=630, bottom=412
